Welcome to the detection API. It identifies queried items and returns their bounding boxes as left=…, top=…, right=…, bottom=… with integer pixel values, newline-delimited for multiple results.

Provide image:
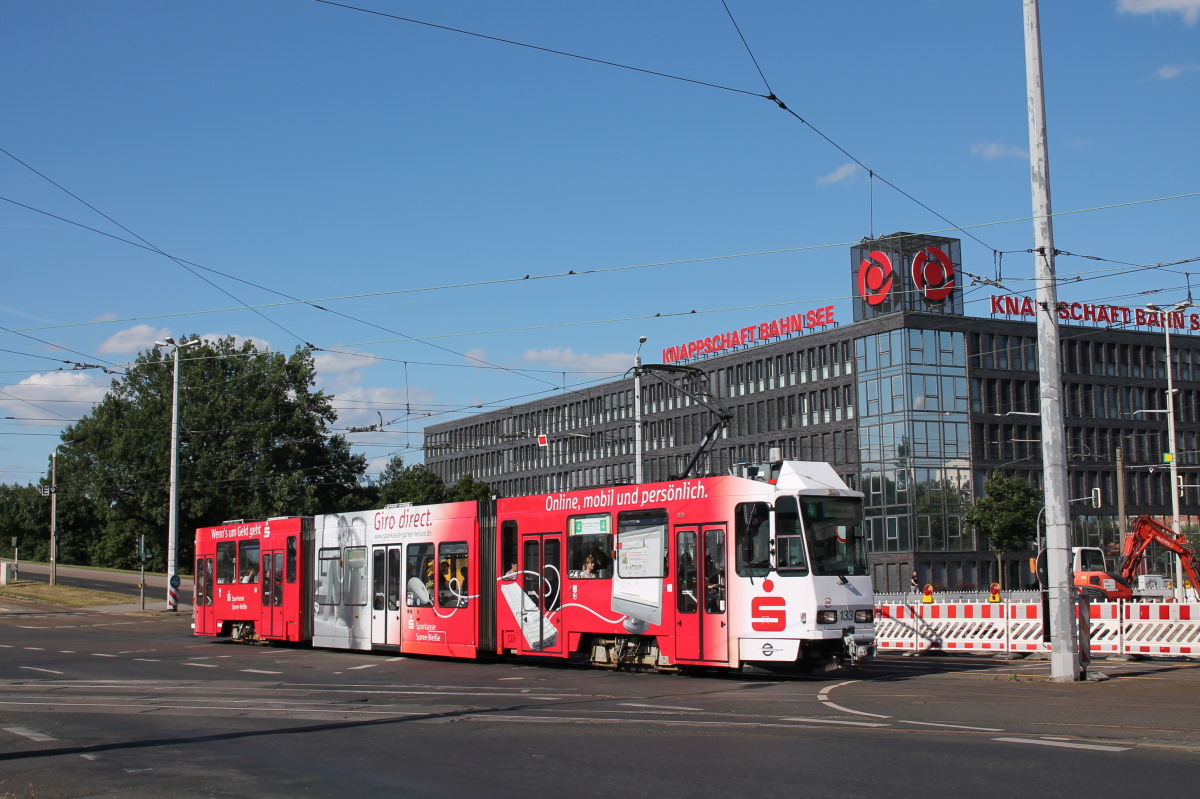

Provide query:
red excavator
left=1073, top=515, right=1200, bottom=602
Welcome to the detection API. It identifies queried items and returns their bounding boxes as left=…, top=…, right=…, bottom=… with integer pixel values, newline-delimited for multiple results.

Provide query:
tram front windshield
left=798, top=497, right=868, bottom=577
left=801, top=494, right=868, bottom=575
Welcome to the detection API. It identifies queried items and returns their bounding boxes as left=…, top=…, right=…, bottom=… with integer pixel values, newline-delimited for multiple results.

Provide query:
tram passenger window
left=567, top=513, right=612, bottom=579
left=271, top=552, right=283, bottom=606
left=437, top=541, right=470, bottom=608
left=238, top=541, right=260, bottom=583
left=735, top=502, right=771, bottom=577
left=387, top=548, right=401, bottom=611
left=286, top=536, right=297, bottom=583
left=343, top=546, right=367, bottom=606
left=704, top=529, right=726, bottom=614
left=775, top=496, right=809, bottom=575
left=195, top=557, right=212, bottom=607
left=677, top=531, right=698, bottom=614
left=373, top=548, right=387, bottom=611
left=501, top=520, right=518, bottom=580
left=316, top=548, right=341, bottom=605
left=406, top=543, right=434, bottom=607
left=216, top=542, right=236, bottom=584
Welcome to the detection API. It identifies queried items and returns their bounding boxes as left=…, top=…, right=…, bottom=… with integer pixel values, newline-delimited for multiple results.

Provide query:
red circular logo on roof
left=857, top=250, right=894, bottom=306
left=911, top=246, right=955, bottom=303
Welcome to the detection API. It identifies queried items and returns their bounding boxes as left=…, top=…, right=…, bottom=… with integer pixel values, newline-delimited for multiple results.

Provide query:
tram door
left=260, top=549, right=284, bottom=637
left=194, top=555, right=215, bottom=634
left=371, top=545, right=403, bottom=647
left=510, top=534, right=562, bottom=655
left=673, top=526, right=729, bottom=663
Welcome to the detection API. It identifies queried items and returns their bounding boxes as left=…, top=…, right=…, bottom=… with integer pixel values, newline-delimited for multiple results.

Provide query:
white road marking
left=0, top=644, right=12, bottom=648
left=348, top=663, right=377, bottom=670
left=993, top=737, right=1129, bottom=752
left=5, top=726, right=57, bottom=742
left=241, top=669, right=283, bottom=674
left=498, top=677, right=524, bottom=681
left=182, top=662, right=218, bottom=668
left=902, top=720, right=1003, bottom=732
left=80, top=754, right=101, bottom=761
left=621, top=702, right=702, bottom=712
left=59, top=650, right=76, bottom=654
left=91, top=653, right=118, bottom=658
left=783, top=717, right=890, bottom=727
left=133, top=658, right=161, bottom=662
left=18, top=667, right=64, bottom=675
left=23, top=647, right=45, bottom=651
left=816, top=681, right=891, bottom=719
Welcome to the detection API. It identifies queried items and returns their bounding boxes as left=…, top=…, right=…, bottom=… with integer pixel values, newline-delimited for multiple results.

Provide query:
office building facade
left=426, top=234, right=1200, bottom=592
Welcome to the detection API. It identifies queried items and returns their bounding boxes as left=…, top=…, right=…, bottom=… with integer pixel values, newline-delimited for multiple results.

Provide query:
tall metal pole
left=167, top=341, right=185, bottom=611
left=50, top=450, right=57, bottom=586
left=167, top=342, right=182, bottom=611
left=1115, top=446, right=1126, bottom=555
left=634, top=336, right=646, bottom=484
left=159, top=337, right=197, bottom=611
left=1156, top=308, right=1189, bottom=601
left=1023, top=0, right=1080, bottom=681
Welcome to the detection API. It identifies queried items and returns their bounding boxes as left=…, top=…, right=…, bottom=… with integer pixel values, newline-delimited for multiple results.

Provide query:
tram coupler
left=843, top=627, right=876, bottom=669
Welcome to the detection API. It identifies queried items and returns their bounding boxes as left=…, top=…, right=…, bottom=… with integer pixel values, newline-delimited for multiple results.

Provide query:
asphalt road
left=2, top=575, right=1199, bottom=798
left=4, top=561, right=191, bottom=610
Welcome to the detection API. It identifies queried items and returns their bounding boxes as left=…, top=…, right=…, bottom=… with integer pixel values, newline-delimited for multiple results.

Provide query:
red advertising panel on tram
left=194, top=517, right=310, bottom=642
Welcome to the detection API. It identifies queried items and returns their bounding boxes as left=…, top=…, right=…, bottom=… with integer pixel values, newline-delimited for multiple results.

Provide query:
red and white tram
left=193, top=460, right=876, bottom=672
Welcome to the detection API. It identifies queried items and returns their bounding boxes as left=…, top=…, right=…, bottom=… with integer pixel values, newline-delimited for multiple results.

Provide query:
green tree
left=52, top=336, right=366, bottom=572
left=376, top=458, right=446, bottom=506
left=0, top=483, right=48, bottom=562
left=447, top=472, right=494, bottom=503
left=964, top=474, right=1042, bottom=590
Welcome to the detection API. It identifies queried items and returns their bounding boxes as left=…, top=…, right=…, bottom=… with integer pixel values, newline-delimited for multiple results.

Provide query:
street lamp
left=155, top=336, right=200, bottom=612
left=1146, top=301, right=1193, bottom=601
left=49, top=448, right=58, bottom=586
left=634, top=336, right=646, bottom=485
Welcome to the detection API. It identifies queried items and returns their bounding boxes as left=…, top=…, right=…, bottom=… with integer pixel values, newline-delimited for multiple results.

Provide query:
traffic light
left=1091, top=487, right=1102, bottom=508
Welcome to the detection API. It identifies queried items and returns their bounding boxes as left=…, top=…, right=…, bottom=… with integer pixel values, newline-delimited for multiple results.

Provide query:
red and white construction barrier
left=874, top=600, right=1200, bottom=658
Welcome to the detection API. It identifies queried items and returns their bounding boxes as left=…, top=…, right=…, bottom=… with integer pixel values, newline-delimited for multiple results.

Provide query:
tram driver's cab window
left=567, top=513, right=612, bottom=579
left=735, top=502, right=771, bottom=577
left=775, top=496, right=809, bottom=575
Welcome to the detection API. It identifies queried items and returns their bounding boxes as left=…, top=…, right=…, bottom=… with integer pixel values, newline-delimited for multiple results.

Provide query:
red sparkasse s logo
left=750, top=578, right=786, bottom=631
left=857, top=250, right=894, bottom=306
left=911, top=246, right=955, bottom=302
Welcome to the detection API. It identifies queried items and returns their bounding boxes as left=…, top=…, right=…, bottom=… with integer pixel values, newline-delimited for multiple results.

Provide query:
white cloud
left=314, top=349, right=380, bottom=375
left=521, top=347, right=631, bottom=375
left=971, top=141, right=1028, bottom=160
left=1155, top=63, right=1200, bottom=78
left=96, top=324, right=171, bottom=355
left=464, top=348, right=489, bottom=368
left=0, top=372, right=109, bottom=426
left=816, top=163, right=861, bottom=187
left=312, top=348, right=380, bottom=393
left=199, top=332, right=271, bottom=352
left=1118, top=0, right=1200, bottom=25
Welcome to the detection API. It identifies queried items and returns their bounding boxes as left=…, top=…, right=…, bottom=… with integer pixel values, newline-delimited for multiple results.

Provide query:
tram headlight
left=817, top=610, right=838, bottom=625
left=854, top=609, right=873, bottom=624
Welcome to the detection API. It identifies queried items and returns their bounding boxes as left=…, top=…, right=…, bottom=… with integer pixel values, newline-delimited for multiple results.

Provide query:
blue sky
left=2, top=0, right=1198, bottom=485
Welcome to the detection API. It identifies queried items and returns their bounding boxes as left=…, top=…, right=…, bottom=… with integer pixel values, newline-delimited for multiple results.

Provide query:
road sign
left=169, top=574, right=181, bottom=589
